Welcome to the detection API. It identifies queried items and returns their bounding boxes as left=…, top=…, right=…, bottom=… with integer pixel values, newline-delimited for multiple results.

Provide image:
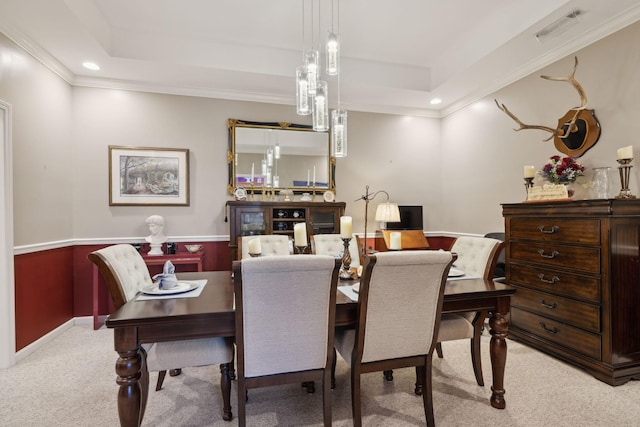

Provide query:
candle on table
left=617, top=145, right=633, bottom=160
left=313, top=166, right=316, bottom=185
left=523, top=165, right=535, bottom=178
left=248, top=238, right=261, bottom=255
left=390, top=232, right=402, bottom=250
left=340, top=216, right=352, bottom=239
left=250, top=163, right=254, bottom=183
left=307, top=169, right=310, bottom=186
left=294, top=223, right=307, bottom=247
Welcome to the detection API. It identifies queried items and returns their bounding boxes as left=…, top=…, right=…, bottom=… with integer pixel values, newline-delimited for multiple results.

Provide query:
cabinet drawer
left=510, top=242, right=600, bottom=273
left=511, top=287, right=600, bottom=332
left=510, top=218, right=600, bottom=244
left=511, top=307, right=601, bottom=359
left=509, top=263, right=600, bottom=302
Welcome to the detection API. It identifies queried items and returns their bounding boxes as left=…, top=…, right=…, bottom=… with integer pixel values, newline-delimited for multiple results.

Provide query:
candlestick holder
left=249, top=183, right=255, bottom=201
left=616, top=158, right=636, bottom=199
left=523, top=177, right=534, bottom=199
left=295, top=245, right=308, bottom=254
left=339, top=237, right=356, bottom=280
left=312, top=184, right=317, bottom=201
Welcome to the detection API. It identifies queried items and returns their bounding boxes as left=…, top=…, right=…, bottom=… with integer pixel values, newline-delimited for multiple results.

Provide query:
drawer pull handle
left=539, top=299, right=558, bottom=309
left=537, top=249, right=559, bottom=259
left=538, top=225, right=559, bottom=234
left=538, top=273, right=560, bottom=284
left=539, top=322, right=558, bottom=334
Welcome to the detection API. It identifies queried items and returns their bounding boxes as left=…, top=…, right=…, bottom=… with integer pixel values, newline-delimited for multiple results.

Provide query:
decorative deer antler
left=495, top=56, right=601, bottom=158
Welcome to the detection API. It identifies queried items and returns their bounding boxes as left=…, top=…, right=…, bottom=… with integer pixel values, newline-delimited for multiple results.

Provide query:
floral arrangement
left=540, top=155, right=585, bottom=184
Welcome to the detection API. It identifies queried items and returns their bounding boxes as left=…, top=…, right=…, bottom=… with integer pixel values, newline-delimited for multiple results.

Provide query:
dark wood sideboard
left=502, top=199, right=640, bottom=385
left=227, top=200, right=346, bottom=261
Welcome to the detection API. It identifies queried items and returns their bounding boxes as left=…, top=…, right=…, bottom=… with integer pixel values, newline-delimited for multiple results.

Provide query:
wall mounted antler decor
left=495, top=56, right=601, bottom=158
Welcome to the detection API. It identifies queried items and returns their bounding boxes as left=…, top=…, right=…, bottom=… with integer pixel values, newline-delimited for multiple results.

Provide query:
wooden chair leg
left=331, top=348, right=337, bottom=389
left=471, top=311, right=487, bottom=386
left=302, top=381, right=316, bottom=393
left=422, top=356, right=435, bottom=427
left=435, top=342, right=443, bottom=358
left=220, top=363, right=233, bottom=421
left=383, top=370, right=394, bottom=381
left=155, top=370, right=167, bottom=391
left=414, top=366, right=423, bottom=396
left=351, top=366, right=362, bottom=427
left=237, top=376, right=247, bottom=426
left=169, top=368, right=182, bottom=376
left=322, top=370, right=332, bottom=427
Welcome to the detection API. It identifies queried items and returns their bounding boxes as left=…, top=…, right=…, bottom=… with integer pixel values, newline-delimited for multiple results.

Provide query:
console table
left=92, top=251, right=204, bottom=329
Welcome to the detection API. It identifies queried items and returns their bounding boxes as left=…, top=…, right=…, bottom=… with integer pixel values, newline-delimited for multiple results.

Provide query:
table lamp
left=355, top=185, right=401, bottom=256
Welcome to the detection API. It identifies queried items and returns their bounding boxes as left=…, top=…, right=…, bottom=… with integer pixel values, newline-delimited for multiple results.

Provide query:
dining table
left=106, top=270, right=515, bottom=427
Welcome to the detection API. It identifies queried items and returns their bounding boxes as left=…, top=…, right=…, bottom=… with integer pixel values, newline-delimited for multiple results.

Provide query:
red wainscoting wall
left=15, top=241, right=231, bottom=351
left=14, top=246, right=75, bottom=351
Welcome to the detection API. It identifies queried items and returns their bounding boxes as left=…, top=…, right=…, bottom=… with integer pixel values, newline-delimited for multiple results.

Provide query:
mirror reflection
left=228, top=119, right=335, bottom=194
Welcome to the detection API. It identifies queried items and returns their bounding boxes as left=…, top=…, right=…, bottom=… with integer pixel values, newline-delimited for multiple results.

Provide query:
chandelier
left=295, top=0, right=347, bottom=157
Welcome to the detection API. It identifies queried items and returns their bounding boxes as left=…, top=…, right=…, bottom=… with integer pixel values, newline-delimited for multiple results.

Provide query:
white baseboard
left=15, top=318, right=75, bottom=363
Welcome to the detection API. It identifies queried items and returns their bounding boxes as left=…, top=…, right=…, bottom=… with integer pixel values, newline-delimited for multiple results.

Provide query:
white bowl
left=184, top=244, right=202, bottom=253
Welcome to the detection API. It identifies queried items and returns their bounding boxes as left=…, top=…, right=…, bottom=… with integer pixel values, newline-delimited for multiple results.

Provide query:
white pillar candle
left=390, top=232, right=402, bottom=250
left=313, top=166, right=316, bottom=185
left=307, top=169, right=310, bottom=186
left=248, top=238, right=261, bottom=255
left=524, top=165, right=535, bottom=178
left=340, top=216, right=352, bottom=239
left=250, top=163, right=254, bottom=183
left=617, top=145, right=633, bottom=160
left=294, top=223, right=307, bottom=247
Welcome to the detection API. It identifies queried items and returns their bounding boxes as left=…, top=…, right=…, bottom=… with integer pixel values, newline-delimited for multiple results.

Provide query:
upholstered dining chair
left=333, top=250, right=454, bottom=427
left=238, top=234, right=291, bottom=259
left=88, top=244, right=235, bottom=421
left=233, top=255, right=340, bottom=427
left=311, top=233, right=361, bottom=267
left=434, top=235, right=505, bottom=388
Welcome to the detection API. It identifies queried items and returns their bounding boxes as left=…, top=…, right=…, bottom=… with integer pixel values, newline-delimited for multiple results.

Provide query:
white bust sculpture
left=145, top=215, right=167, bottom=255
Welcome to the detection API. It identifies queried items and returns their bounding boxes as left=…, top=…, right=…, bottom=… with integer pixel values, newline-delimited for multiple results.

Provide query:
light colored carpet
left=1, top=324, right=639, bottom=426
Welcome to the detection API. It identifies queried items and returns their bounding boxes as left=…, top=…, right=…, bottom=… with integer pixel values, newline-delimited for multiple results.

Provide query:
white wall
left=4, top=19, right=640, bottom=245
left=0, top=33, right=73, bottom=246
left=441, top=20, right=640, bottom=234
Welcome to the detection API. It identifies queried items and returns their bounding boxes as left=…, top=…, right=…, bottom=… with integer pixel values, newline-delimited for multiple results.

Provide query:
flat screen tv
left=386, top=205, right=423, bottom=230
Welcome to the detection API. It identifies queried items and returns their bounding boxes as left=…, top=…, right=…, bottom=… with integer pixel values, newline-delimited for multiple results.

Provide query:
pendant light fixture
left=326, top=0, right=339, bottom=75
left=330, top=0, right=347, bottom=156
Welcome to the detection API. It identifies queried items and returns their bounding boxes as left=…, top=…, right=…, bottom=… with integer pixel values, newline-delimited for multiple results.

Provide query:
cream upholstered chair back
left=235, top=255, right=339, bottom=377
left=345, top=250, right=453, bottom=364
left=88, top=244, right=153, bottom=309
left=239, top=235, right=291, bottom=259
left=450, top=236, right=504, bottom=279
left=311, top=234, right=361, bottom=267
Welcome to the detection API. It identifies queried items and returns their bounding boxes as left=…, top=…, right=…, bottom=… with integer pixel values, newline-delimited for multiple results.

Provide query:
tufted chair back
left=450, top=236, right=504, bottom=279
left=311, top=234, right=361, bottom=267
left=239, top=235, right=292, bottom=259
left=88, top=244, right=153, bottom=309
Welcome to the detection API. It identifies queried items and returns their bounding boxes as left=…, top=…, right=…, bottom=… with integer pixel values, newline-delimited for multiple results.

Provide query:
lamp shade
left=375, top=202, right=400, bottom=222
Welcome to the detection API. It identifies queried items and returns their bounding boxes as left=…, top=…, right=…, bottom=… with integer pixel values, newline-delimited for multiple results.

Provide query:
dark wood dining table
left=106, top=271, right=515, bottom=427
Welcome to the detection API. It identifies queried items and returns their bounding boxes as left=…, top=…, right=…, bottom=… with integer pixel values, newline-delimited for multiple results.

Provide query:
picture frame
left=109, top=146, right=190, bottom=206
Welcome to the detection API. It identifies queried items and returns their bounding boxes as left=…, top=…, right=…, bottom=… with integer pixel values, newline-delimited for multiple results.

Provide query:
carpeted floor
left=1, top=323, right=639, bottom=426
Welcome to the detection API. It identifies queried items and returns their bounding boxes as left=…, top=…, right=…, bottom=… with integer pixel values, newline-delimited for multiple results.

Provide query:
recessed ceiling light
left=82, top=61, right=100, bottom=71
left=430, top=98, right=442, bottom=105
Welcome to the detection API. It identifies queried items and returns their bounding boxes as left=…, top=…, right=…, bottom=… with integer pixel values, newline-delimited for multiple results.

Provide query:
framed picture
left=109, top=146, right=190, bottom=206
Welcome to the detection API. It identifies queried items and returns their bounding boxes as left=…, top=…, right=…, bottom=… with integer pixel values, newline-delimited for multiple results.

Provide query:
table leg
left=114, top=329, right=149, bottom=427
left=488, top=309, right=508, bottom=409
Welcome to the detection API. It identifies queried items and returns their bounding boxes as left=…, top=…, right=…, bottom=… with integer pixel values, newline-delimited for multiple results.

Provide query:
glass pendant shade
left=274, top=143, right=280, bottom=159
left=304, top=50, right=319, bottom=96
left=326, top=32, right=339, bottom=75
left=296, top=65, right=311, bottom=115
left=313, top=81, right=329, bottom=132
left=331, top=109, right=347, bottom=157
left=267, top=147, right=273, bottom=166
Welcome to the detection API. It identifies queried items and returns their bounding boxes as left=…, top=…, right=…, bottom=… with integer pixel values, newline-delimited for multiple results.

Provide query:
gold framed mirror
left=227, top=118, right=335, bottom=195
